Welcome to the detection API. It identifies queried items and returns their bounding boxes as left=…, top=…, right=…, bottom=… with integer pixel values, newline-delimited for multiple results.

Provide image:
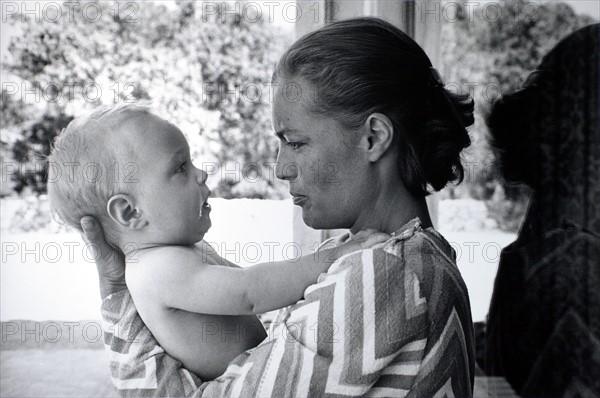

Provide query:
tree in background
left=4, top=0, right=595, bottom=206
left=1, top=89, right=42, bottom=195
left=2, top=0, right=292, bottom=198
left=441, top=0, right=596, bottom=230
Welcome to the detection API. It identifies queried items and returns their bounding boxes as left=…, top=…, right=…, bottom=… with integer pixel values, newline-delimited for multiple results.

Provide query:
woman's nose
left=275, top=152, right=299, bottom=181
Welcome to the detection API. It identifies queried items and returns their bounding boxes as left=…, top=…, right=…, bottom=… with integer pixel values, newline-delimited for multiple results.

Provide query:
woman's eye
left=287, top=142, right=304, bottom=150
left=175, top=162, right=187, bottom=174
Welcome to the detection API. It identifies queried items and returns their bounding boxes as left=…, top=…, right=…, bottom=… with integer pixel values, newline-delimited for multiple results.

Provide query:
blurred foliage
left=440, top=0, right=595, bottom=230
left=2, top=0, right=292, bottom=198
left=1, top=87, right=33, bottom=127
left=11, top=113, right=74, bottom=194
left=2, top=0, right=596, bottom=208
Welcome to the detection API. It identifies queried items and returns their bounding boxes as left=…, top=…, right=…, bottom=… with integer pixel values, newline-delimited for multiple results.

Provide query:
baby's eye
left=175, top=162, right=187, bottom=174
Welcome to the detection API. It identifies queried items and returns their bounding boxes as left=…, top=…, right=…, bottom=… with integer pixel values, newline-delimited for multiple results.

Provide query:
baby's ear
left=107, top=194, right=147, bottom=230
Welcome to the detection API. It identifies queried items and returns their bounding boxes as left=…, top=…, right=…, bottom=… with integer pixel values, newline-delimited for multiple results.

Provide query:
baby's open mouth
left=200, top=199, right=211, bottom=216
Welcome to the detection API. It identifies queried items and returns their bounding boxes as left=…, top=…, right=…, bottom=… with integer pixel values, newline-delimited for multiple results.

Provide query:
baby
left=47, top=104, right=387, bottom=380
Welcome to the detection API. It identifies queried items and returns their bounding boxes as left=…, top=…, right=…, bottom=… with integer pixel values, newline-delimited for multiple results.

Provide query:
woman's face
left=272, top=79, right=376, bottom=230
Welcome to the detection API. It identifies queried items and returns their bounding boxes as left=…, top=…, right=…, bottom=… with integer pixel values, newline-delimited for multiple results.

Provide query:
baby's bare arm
left=127, top=247, right=267, bottom=380
left=133, top=232, right=389, bottom=316
left=133, top=245, right=337, bottom=315
left=196, top=240, right=240, bottom=268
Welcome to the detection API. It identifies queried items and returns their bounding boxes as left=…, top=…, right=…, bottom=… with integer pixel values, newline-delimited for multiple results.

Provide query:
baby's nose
left=196, top=169, right=208, bottom=185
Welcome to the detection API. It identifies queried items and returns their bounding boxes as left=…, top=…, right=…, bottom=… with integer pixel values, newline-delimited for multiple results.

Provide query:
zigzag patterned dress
left=101, top=218, right=475, bottom=397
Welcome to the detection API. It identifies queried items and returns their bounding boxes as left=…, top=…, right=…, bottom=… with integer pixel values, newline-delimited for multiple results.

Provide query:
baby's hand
left=338, top=229, right=391, bottom=257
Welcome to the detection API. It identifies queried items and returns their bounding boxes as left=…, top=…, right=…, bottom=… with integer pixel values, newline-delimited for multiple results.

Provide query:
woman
left=86, top=17, right=476, bottom=396
left=485, top=24, right=600, bottom=397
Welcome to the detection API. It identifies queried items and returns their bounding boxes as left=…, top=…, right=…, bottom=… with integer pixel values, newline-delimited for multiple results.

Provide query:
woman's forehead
left=273, top=101, right=328, bottom=138
left=273, top=85, right=323, bottom=129
left=274, top=77, right=317, bottom=107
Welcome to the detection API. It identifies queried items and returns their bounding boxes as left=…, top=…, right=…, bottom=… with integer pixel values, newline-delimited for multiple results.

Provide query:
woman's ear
left=363, top=113, right=395, bottom=162
left=107, top=194, right=147, bottom=230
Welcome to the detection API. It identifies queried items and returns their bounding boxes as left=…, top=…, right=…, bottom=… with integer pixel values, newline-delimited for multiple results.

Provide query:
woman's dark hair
left=272, top=17, right=474, bottom=197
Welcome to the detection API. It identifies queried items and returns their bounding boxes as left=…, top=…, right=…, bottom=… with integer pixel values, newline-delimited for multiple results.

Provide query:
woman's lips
left=292, top=195, right=307, bottom=206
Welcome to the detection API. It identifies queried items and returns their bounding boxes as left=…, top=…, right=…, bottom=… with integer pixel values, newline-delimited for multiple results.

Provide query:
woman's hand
left=339, top=229, right=391, bottom=256
left=80, top=216, right=127, bottom=299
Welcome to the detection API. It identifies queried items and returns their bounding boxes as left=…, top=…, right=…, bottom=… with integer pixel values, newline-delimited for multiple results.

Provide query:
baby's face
left=120, top=113, right=212, bottom=246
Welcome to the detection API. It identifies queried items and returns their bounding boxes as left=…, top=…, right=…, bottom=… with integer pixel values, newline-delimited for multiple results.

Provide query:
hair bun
left=419, top=88, right=474, bottom=193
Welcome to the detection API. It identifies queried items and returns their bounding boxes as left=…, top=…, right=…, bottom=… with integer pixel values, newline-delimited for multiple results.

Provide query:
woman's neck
left=349, top=181, right=432, bottom=235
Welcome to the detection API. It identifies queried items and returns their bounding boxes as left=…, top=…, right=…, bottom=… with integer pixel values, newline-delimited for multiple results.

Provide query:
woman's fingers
left=363, top=232, right=391, bottom=247
left=80, top=216, right=127, bottom=298
left=81, top=216, right=104, bottom=258
left=350, top=229, right=391, bottom=248
left=352, top=228, right=378, bottom=240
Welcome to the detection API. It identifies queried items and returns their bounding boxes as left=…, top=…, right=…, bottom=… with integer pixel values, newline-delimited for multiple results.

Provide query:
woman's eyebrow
left=275, top=128, right=299, bottom=139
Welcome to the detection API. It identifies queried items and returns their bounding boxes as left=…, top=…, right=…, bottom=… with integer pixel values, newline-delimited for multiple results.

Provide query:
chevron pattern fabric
left=101, top=218, right=475, bottom=397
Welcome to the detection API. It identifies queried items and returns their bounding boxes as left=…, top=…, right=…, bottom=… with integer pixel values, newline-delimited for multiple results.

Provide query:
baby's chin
left=140, top=231, right=208, bottom=248
left=170, top=234, right=207, bottom=246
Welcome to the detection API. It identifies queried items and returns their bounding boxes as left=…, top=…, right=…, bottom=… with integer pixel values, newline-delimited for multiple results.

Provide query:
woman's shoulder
left=322, top=218, right=458, bottom=276
left=382, top=219, right=456, bottom=267
left=374, top=220, right=469, bottom=305
left=379, top=220, right=474, bottom=352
